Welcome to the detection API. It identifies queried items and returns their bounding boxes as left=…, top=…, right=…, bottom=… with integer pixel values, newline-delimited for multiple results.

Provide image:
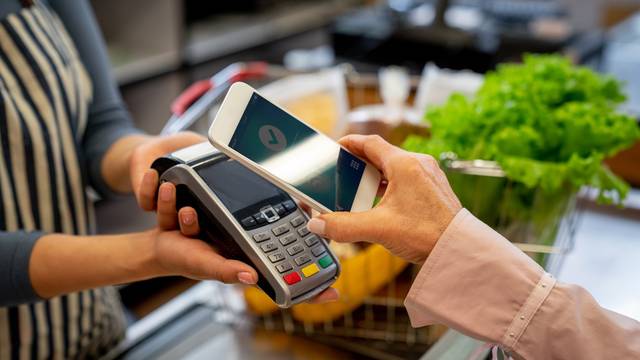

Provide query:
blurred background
left=91, top=1, right=640, bottom=359
left=91, top=0, right=640, bottom=132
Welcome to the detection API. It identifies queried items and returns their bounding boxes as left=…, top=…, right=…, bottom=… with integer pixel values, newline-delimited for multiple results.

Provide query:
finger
left=178, top=207, right=200, bottom=237
left=137, top=169, right=159, bottom=211
left=166, top=131, right=206, bottom=148
left=377, top=180, right=388, bottom=198
left=307, top=288, right=339, bottom=304
left=129, top=142, right=152, bottom=198
left=156, top=132, right=206, bottom=155
left=298, top=202, right=312, bottom=216
left=194, top=249, right=258, bottom=284
left=157, top=182, right=178, bottom=230
left=338, top=134, right=402, bottom=174
left=307, top=210, right=380, bottom=244
left=132, top=133, right=204, bottom=195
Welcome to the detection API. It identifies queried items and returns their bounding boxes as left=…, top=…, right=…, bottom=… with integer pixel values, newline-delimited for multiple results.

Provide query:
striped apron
left=0, top=3, right=126, bottom=359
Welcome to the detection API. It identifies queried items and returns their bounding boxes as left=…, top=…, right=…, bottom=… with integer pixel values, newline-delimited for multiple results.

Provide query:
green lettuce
left=404, top=54, right=640, bottom=204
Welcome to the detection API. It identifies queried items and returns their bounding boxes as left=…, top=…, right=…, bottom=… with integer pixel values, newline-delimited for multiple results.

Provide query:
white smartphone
left=208, top=82, right=381, bottom=213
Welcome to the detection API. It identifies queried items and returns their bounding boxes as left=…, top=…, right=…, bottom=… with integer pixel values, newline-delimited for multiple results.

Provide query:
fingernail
left=307, top=218, right=325, bottom=235
left=159, top=184, right=172, bottom=202
left=142, top=171, right=154, bottom=185
left=310, top=289, right=340, bottom=304
left=321, top=291, right=340, bottom=304
left=237, top=272, right=256, bottom=285
left=181, top=212, right=195, bottom=225
left=330, top=289, right=340, bottom=300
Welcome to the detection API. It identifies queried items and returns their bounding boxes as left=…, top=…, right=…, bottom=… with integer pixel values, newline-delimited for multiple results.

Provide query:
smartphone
left=208, top=82, right=381, bottom=213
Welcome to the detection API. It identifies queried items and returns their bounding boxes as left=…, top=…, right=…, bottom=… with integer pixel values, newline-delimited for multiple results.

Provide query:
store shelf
left=91, top=0, right=183, bottom=85
left=184, top=0, right=359, bottom=65
left=91, top=0, right=361, bottom=85
left=110, top=50, right=182, bottom=86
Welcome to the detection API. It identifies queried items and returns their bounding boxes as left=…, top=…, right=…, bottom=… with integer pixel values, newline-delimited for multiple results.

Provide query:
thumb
left=307, top=211, right=379, bottom=244
left=193, top=250, right=258, bottom=285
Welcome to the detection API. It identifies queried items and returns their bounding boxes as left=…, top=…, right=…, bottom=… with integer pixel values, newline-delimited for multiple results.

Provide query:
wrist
left=419, top=206, right=463, bottom=264
left=103, top=134, right=151, bottom=194
left=416, top=207, right=463, bottom=264
left=124, top=135, right=155, bottom=177
left=132, top=230, right=171, bottom=279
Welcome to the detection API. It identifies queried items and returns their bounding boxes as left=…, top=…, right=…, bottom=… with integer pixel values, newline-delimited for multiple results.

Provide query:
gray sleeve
left=0, top=231, right=44, bottom=306
left=48, top=0, right=144, bottom=198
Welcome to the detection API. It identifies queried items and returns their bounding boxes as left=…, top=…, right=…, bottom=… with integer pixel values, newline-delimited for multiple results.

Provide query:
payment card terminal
left=152, top=142, right=340, bottom=307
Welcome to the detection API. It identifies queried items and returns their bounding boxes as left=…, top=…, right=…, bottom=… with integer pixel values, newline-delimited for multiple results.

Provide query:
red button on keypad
left=283, top=272, right=301, bottom=285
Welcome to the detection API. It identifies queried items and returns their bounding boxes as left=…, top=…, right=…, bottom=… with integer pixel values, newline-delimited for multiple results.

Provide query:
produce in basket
left=244, top=243, right=407, bottom=322
left=403, top=55, right=640, bottom=262
left=404, top=54, right=639, bottom=204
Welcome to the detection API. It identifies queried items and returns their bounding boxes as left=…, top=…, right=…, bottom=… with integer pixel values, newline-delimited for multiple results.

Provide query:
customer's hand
left=307, top=135, right=462, bottom=264
left=131, top=131, right=206, bottom=212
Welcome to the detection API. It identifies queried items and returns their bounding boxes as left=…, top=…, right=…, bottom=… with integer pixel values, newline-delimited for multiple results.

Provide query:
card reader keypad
left=253, top=232, right=270, bottom=243
left=273, top=204, right=286, bottom=215
left=304, top=235, right=319, bottom=247
left=247, top=207, right=336, bottom=289
left=290, top=216, right=305, bottom=227
left=286, top=243, right=304, bottom=256
left=278, top=233, right=296, bottom=246
left=311, top=245, right=326, bottom=257
left=260, top=242, right=277, bottom=253
left=276, top=262, right=293, bottom=273
left=294, top=254, right=311, bottom=266
left=268, top=253, right=285, bottom=263
left=297, top=226, right=310, bottom=237
left=254, top=212, right=268, bottom=225
left=272, top=224, right=290, bottom=236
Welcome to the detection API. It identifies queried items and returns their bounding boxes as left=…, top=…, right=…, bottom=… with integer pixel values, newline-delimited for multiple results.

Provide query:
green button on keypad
left=318, top=255, right=333, bottom=268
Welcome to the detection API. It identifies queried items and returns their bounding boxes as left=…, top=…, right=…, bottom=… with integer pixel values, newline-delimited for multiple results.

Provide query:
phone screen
left=229, top=93, right=366, bottom=211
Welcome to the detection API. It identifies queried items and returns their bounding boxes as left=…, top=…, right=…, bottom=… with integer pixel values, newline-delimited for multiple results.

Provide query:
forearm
left=29, top=230, right=166, bottom=298
left=100, top=134, right=150, bottom=194
left=519, top=281, right=640, bottom=359
left=0, top=231, right=43, bottom=305
left=404, top=209, right=640, bottom=359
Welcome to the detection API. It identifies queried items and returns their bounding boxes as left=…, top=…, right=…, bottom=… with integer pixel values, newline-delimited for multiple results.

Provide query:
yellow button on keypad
left=301, top=263, right=319, bottom=278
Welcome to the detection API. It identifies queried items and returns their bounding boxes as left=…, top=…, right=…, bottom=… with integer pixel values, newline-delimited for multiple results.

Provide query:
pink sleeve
left=404, top=209, right=640, bottom=359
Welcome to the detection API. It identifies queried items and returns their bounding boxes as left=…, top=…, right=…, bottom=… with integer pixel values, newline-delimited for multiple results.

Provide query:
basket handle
left=170, top=61, right=269, bottom=117
left=170, top=79, right=213, bottom=117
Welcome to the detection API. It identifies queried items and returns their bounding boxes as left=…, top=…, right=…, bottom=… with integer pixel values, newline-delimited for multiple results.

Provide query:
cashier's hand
left=132, top=131, right=206, bottom=212
left=152, top=177, right=339, bottom=302
left=146, top=179, right=257, bottom=284
left=128, top=131, right=259, bottom=285
left=307, top=135, right=462, bottom=264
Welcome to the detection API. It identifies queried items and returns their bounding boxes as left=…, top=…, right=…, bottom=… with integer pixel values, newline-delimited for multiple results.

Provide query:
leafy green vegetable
left=404, top=54, right=640, bottom=204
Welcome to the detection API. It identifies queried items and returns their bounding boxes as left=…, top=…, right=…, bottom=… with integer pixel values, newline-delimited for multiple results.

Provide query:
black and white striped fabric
left=0, top=3, right=125, bottom=359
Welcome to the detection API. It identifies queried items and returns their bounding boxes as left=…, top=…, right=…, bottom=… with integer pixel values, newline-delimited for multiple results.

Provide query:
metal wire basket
left=441, top=153, right=581, bottom=274
left=245, top=156, right=580, bottom=360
